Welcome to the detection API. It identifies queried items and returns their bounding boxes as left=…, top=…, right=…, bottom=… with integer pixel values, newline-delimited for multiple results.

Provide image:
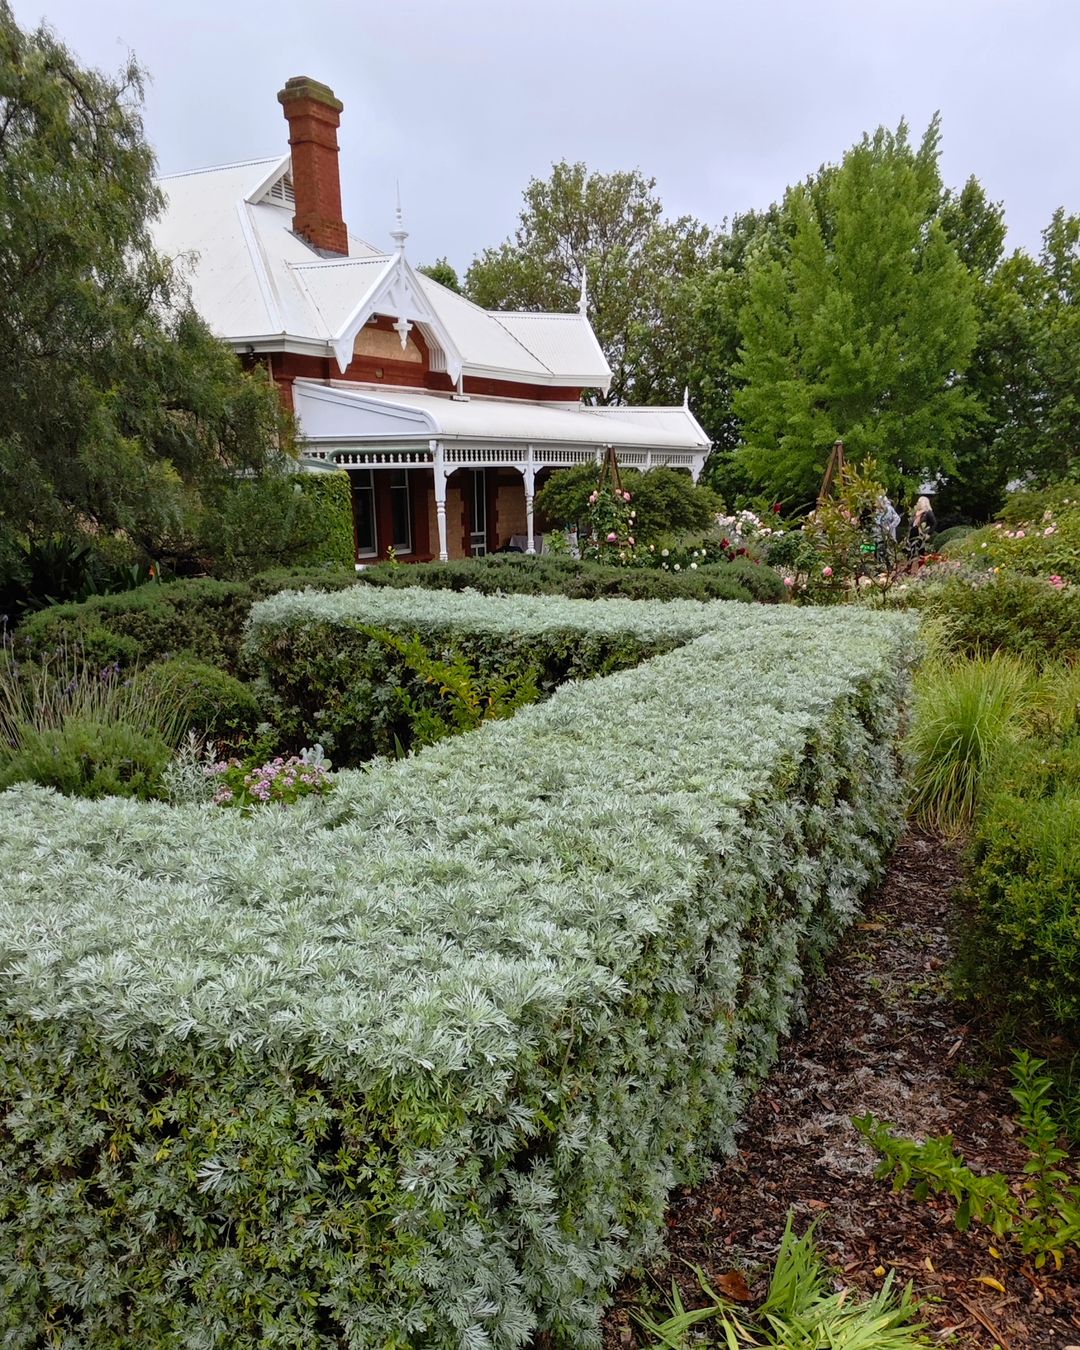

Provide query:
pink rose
left=606, top=531, right=617, bottom=543
left=588, top=491, right=598, bottom=504
left=628, top=536, right=635, bottom=546
left=1015, top=529, right=1026, bottom=539
left=623, top=491, right=632, bottom=502
left=822, top=566, right=834, bottom=578
left=783, top=576, right=795, bottom=588
left=1049, top=574, right=1065, bottom=589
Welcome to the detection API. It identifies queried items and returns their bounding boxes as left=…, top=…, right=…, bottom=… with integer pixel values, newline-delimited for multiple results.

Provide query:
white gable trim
left=294, top=255, right=466, bottom=381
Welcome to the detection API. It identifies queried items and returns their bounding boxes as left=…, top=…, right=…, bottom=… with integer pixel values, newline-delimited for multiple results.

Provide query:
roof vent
left=262, top=169, right=296, bottom=208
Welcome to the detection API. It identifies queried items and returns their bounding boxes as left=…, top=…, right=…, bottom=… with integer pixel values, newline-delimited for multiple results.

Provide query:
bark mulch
left=601, top=831, right=1080, bottom=1349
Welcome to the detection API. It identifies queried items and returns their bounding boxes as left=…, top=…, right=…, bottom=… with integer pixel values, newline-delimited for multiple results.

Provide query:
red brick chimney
left=276, top=76, right=348, bottom=256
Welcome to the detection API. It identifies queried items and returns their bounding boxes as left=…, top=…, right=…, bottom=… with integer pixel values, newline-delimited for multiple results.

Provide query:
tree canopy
left=0, top=4, right=292, bottom=591
left=730, top=119, right=979, bottom=508
left=465, top=161, right=718, bottom=405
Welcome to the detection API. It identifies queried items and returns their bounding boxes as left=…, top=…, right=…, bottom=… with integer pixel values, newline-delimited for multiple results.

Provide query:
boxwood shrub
left=0, top=598, right=915, bottom=1347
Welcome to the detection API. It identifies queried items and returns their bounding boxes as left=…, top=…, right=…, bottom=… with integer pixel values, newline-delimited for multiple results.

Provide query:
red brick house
left=154, top=76, right=710, bottom=563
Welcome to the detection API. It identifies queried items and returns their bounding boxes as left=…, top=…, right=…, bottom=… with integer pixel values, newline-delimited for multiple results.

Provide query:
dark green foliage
left=0, top=6, right=294, bottom=576
left=956, top=735, right=1080, bottom=1038
left=0, top=533, right=151, bottom=621
left=197, top=472, right=355, bottom=579
left=894, top=574, right=1080, bottom=662
left=252, top=554, right=779, bottom=604
left=139, top=657, right=261, bottom=742
left=251, top=610, right=671, bottom=765
left=535, top=465, right=722, bottom=541
left=16, top=579, right=253, bottom=672
left=0, top=718, right=171, bottom=799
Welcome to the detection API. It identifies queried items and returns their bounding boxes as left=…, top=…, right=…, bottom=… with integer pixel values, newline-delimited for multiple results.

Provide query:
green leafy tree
left=0, top=5, right=293, bottom=593
left=733, top=118, right=978, bottom=509
left=465, top=160, right=718, bottom=404
left=1027, top=208, right=1080, bottom=484
left=418, top=257, right=461, bottom=293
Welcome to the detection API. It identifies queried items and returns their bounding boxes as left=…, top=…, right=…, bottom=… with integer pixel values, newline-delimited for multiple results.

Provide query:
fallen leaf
left=924, top=1256, right=934, bottom=1273
left=714, top=1271, right=753, bottom=1303
left=989, top=1246, right=1001, bottom=1260
left=874, top=1265, right=886, bottom=1277
left=974, top=1275, right=1006, bottom=1294
left=857, top=922, right=886, bottom=931
left=806, top=1198, right=828, bottom=1210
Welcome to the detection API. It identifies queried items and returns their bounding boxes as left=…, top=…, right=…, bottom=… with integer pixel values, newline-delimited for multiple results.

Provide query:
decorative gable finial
left=390, top=181, right=408, bottom=255
left=683, top=385, right=690, bottom=409
left=578, top=265, right=588, bottom=317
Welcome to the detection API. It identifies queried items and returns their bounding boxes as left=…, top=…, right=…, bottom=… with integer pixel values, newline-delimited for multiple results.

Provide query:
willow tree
left=733, top=118, right=978, bottom=508
left=0, top=4, right=292, bottom=589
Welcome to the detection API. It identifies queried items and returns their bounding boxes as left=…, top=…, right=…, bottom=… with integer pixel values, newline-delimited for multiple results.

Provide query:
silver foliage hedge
left=0, top=597, right=916, bottom=1347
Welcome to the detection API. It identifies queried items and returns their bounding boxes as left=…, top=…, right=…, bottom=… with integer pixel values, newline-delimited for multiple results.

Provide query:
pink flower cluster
left=1049, top=574, right=1067, bottom=589
left=206, top=754, right=331, bottom=807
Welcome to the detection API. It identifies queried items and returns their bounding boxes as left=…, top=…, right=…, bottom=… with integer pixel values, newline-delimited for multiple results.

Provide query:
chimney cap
left=277, top=76, right=343, bottom=113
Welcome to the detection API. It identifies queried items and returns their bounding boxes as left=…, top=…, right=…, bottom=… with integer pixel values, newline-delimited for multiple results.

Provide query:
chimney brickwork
left=277, top=76, right=348, bottom=256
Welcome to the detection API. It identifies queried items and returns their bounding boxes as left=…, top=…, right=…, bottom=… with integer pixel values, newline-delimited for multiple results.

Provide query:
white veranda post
left=524, top=444, right=536, bottom=556
left=432, top=440, right=449, bottom=562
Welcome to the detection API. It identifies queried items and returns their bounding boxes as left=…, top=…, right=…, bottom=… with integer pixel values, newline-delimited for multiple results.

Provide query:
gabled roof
left=152, top=157, right=613, bottom=391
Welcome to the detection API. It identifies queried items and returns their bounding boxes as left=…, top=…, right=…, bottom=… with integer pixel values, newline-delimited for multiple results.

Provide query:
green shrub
left=251, top=553, right=783, bottom=605
left=907, top=652, right=1033, bottom=836
left=139, top=656, right=262, bottom=743
left=0, top=599, right=915, bottom=1347
left=933, top=525, right=973, bottom=552
left=16, top=578, right=253, bottom=671
left=956, top=733, right=1080, bottom=1036
left=891, top=573, right=1080, bottom=663
left=950, top=488, right=1080, bottom=583
left=0, top=718, right=172, bottom=799
left=0, top=645, right=187, bottom=799
left=195, top=472, right=355, bottom=579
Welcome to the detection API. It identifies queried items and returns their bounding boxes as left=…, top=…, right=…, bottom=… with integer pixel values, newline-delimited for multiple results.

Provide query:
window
left=352, top=469, right=377, bottom=558
left=389, top=469, right=412, bottom=554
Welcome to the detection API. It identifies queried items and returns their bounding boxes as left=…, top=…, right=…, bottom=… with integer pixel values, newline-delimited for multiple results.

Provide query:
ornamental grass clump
left=0, top=597, right=915, bottom=1347
left=0, top=640, right=188, bottom=798
left=907, top=651, right=1033, bottom=836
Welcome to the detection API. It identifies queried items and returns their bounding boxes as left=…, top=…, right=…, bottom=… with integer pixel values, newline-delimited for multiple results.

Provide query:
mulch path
left=601, top=831, right=1080, bottom=1349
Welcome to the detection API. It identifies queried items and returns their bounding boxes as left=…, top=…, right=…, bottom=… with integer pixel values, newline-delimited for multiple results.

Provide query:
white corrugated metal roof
left=492, top=311, right=611, bottom=385
left=152, top=157, right=613, bottom=388
left=293, top=381, right=708, bottom=451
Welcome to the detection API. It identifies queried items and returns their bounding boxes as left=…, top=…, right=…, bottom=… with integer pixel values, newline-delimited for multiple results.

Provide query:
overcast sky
left=17, top=0, right=1080, bottom=271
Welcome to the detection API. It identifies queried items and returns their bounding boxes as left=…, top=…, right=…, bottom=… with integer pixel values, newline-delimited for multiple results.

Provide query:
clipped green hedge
left=11, top=553, right=784, bottom=684
left=0, top=597, right=915, bottom=1347
left=16, top=579, right=252, bottom=672
left=252, top=554, right=786, bottom=604
left=291, top=470, right=355, bottom=570
left=244, top=588, right=717, bottom=763
left=139, top=656, right=263, bottom=742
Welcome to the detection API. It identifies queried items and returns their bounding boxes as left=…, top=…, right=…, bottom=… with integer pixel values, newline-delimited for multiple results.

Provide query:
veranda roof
left=292, top=381, right=711, bottom=454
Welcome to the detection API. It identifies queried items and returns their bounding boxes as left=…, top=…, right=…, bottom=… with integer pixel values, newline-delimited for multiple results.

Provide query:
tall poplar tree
left=733, top=119, right=978, bottom=507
